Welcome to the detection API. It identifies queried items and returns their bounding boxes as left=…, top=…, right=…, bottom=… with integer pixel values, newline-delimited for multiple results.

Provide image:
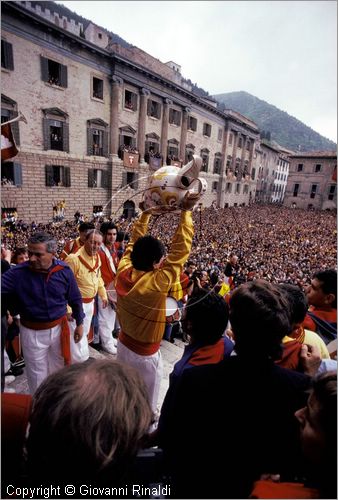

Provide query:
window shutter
left=11, top=120, right=20, bottom=146
left=157, top=103, right=161, bottom=120
left=40, top=56, right=49, bottom=82
left=133, top=172, right=139, bottom=190
left=132, top=93, right=138, bottom=111
left=63, top=122, right=69, bottom=152
left=64, top=166, right=71, bottom=187
left=60, top=64, right=68, bottom=88
left=131, top=137, right=136, bottom=148
left=3, top=41, right=14, bottom=70
left=43, top=118, right=51, bottom=150
left=45, top=165, right=54, bottom=186
left=147, top=99, right=151, bottom=116
left=13, top=162, right=22, bottom=187
left=122, top=171, right=128, bottom=187
left=88, top=169, right=94, bottom=188
left=169, top=109, right=173, bottom=123
left=119, top=134, right=124, bottom=147
left=101, top=169, right=109, bottom=188
left=87, top=127, right=93, bottom=156
left=176, top=112, right=181, bottom=126
left=103, top=130, right=109, bottom=157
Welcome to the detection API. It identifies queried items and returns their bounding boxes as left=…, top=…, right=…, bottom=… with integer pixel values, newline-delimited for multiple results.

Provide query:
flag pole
left=1, top=111, right=27, bottom=127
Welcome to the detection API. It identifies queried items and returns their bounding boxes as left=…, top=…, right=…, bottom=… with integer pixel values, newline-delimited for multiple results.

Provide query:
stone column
left=248, top=138, right=255, bottom=175
left=219, top=125, right=229, bottom=208
left=110, top=76, right=123, bottom=157
left=160, top=98, right=172, bottom=163
left=179, top=106, right=191, bottom=162
left=137, top=88, right=150, bottom=163
left=240, top=134, right=247, bottom=178
left=231, top=131, right=239, bottom=170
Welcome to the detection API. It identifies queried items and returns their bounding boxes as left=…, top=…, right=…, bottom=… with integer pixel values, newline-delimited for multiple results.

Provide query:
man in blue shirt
left=2, top=233, right=85, bottom=393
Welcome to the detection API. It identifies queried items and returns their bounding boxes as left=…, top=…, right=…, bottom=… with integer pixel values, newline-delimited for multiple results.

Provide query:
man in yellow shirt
left=66, top=230, right=108, bottom=363
left=115, top=203, right=194, bottom=415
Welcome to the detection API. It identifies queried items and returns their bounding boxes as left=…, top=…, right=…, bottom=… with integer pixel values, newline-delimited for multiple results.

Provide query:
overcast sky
left=56, top=1, right=337, bottom=142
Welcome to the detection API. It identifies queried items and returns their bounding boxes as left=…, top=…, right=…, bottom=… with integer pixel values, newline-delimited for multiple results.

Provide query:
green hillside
left=213, top=91, right=336, bottom=152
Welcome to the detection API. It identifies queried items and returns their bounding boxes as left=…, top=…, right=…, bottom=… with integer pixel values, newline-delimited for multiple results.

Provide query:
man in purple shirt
left=1, top=233, right=85, bottom=393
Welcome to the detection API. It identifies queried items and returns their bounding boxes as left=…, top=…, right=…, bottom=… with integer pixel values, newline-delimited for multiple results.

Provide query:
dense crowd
left=1, top=205, right=336, bottom=287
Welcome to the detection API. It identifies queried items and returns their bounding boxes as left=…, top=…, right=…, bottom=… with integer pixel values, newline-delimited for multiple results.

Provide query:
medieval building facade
left=1, top=0, right=261, bottom=222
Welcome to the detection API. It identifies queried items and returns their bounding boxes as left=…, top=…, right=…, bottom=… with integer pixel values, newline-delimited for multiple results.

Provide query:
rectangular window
left=236, top=183, right=241, bottom=194
left=297, top=163, right=303, bottom=172
left=228, top=133, right=233, bottom=145
left=212, top=182, right=218, bottom=193
left=1, top=161, right=22, bottom=187
left=50, top=121, right=64, bottom=151
left=1, top=40, right=14, bottom=70
left=213, top=157, right=221, bottom=175
left=92, top=77, right=103, bottom=100
left=293, top=183, right=300, bottom=197
left=203, top=123, right=211, bottom=137
left=188, top=116, right=197, bottom=131
left=315, top=164, right=322, bottom=173
left=226, top=182, right=232, bottom=193
left=40, top=56, right=67, bottom=87
left=168, top=145, right=179, bottom=158
left=88, top=169, right=108, bottom=188
left=243, top=185, right=249, bottom=194
left=45, top=165, right=71, bottom=187
left=246, top=140, right=250, bottom=151
left=310, top=184, right=317, bottom=199
left=201, top=154, right=209, bottom=172
left=124, top=90, right=138, bottom=111
left=328, top=185, right=336, bottom=201
left=122, top=171, right=139, bottom=190
left=147, top=100, right=161, bottom=119
left=92, top=129, right=104, bottom=156
left=169, top=109, right=181, bottom=126
left=217, top=128, right=222, bottom=141
left=251, top=167, right=256, bottom=180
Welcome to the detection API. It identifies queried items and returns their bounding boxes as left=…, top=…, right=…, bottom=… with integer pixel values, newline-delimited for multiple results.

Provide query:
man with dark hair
left=158, top=280, right=314, bottom=499
left=115, top=201, right=195, bottom=415
left=25, top=359, right=153, bottom=488
left=96, top=222, right=120, bottom=354
left=59, top=221, right=95, bottom=260
left=66, top=230, right=108, bottom=363
left=303, top=269, right=337, bottom=347
left=1, top=233, right=85, bottom=393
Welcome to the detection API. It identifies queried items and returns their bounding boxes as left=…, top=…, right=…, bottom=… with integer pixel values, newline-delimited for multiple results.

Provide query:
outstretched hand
left=180, top=191, right=200, bottom=211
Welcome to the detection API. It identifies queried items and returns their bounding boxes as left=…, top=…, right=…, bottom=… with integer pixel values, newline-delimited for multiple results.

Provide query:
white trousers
left=116, top=340, right=163, bottom=414
left=97, top=297, right=117, bottom=350
left=20, top=324, right=64, bottom=394
left=69, top=301, right=94, bottom=363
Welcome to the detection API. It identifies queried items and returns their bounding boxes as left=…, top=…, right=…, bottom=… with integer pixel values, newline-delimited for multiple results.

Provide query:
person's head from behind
left=306, top=269, right=337, bottom=309
left=27, top=233, right=57, bottom=271
left=78, top=222, right=95, bottom=243
left=279, top=283, right=308, bottom=337
left=26, top=359, right=152, bottom=484
left=294, top=371, right=337, bottom=497
left=229, top=280, right=290, bottom=360
left=131, top=235, right=165, bottom=271
left=183, top=289, right=229, bottom=344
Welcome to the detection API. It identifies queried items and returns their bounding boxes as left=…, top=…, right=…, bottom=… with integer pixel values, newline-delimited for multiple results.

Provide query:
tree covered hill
left=213, top=91, right=336, bottom=153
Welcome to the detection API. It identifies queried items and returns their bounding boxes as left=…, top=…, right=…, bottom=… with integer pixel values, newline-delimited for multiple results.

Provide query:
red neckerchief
left=78, top=254, right=99, bottom=273
left=30, top=263, right=65, bottom=282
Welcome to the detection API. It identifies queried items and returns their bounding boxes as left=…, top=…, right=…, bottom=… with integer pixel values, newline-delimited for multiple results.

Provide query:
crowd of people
left=1, top=205, right=336, bottom=289
left=1, top=202, right=337, bottom=498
